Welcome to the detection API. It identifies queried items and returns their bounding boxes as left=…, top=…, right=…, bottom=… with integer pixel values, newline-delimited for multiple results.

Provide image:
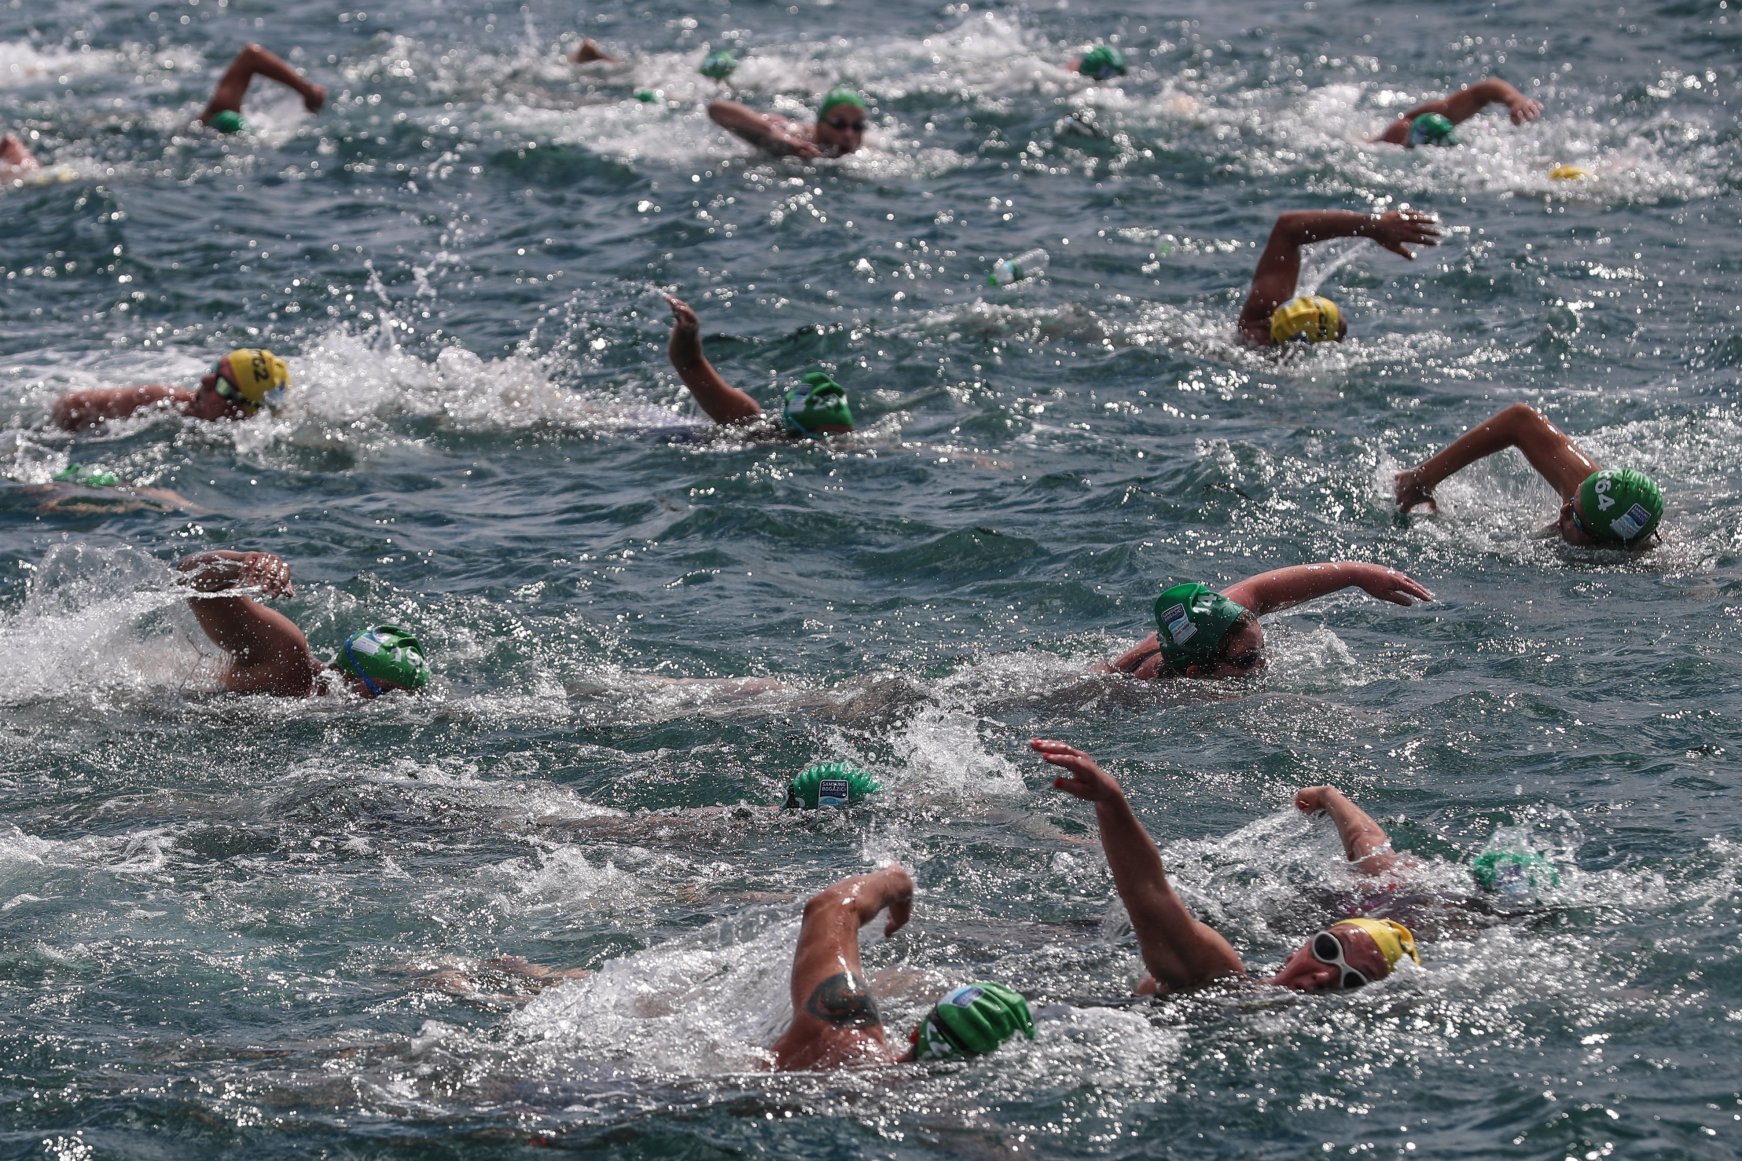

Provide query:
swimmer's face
left=1195, top=619, right=1266, bottom=679
left=815, top=108, right=866, bottom=155
left=1556, top=495, right=1601, bottom=546
left=1268, top=926, right=1388, bottom=993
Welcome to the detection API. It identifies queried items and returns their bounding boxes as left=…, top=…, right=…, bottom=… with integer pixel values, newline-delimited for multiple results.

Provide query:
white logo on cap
left=1159, top=602, right=1196, bottom=645
left=818, top=778, right=849, bottom=807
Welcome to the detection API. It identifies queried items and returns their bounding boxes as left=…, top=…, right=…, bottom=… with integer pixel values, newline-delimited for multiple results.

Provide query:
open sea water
left=2, top=0, right=1740, bottom=1157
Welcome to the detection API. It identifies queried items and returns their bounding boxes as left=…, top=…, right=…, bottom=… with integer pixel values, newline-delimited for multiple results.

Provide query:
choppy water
left=3, top=0, right=1740, bottom=1157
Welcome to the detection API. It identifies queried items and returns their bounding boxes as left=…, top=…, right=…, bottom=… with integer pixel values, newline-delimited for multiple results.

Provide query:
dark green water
left=2, top=0, right=1740, bottom=1157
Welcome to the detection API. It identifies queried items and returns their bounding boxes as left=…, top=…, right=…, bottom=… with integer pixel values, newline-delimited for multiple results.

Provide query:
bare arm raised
left=1033, top=740, right=1245, bottom=994
left=1237, top=210, right=1442, bottom=344
left=1294, top=786, right=1411, bottom=876
left=176, top=551, right=320, bottom=696
left=201, top=42, right=326, bottom=125
left=1393, top=402, right=1598, bottom=513
left=1375, top=78, right=1542, bottom=145
left=767, top=865, right=912, bottom=1070
left=1221, top=562, right=1434, bottom=616
left=665, top=295, right=765, bottom=425
left=707, top=100, right=822, bottom=160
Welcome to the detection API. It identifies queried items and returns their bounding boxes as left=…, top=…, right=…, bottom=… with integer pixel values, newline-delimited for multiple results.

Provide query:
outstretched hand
left=1369, top=210, right=1442, bottom=259
left=303, top=84, right=327, bottom=114
left=1354, top=565, right=1433, bottom=606
left=1393, top=467, right=1438, bottom=514
left=1031, top=738, right=1124, bottom=803
left=1508, top=94, right=1543, bottom=124
left=178, top=551, right=294, bottom=599
left=665, top=294, right=699, bottom=337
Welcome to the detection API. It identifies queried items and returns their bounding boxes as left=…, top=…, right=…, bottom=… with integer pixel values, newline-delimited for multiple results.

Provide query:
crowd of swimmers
left=10, top=29, right=1670, bottom=1074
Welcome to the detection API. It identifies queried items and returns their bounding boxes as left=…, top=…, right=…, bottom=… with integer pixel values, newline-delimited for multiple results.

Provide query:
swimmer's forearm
left=1313, top=788, right=1398, bottom=874
left=1272, top=210, right=1382, bottom=248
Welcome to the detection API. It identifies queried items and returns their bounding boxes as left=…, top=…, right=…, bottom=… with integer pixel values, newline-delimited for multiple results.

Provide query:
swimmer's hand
left=1393, top=467, right=1438, bottom=514
left=665, top=294, right=700, bottom=338
left=1294, top=785, right=1340, bottom=814
left=175, top=550, right=294, bottom=599
left=1031, top=738, right=1125, bottom=803
left=303, top=84, right=327, bottom=114
left=1351, top=564, right=1433, bottom=606
left=1367, top=210, right=1442, bottom=260
left=869, top=865, right=914, bottom=937
left=1507, top=94, right=1543, bottom=125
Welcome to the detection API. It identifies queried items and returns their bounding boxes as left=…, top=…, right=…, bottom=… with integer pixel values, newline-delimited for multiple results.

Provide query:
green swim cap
left=1407, top=113, right=1458, bottom=148
left=783, top=762, right=882, bottom=809
left=909, top=982, right=1035, bottom=1061
left=339, top=625, right=430, bottom=694
left=699, top=50, right=737, bottom=81
left=1153, top=582, right=1249, bottom=672
left=209, top=110, right=247, bottom=135
left=818, top=86, right=866, bottom=118
left=53, top=463, right=119, bottom=488
left=1576, top=469, right=1664, bottom=546
left=1077, top=45, right=1127, bottom=81
left=781, top=371, right=854, bottom=437
left=1471, top=851, right=1560, bottom=895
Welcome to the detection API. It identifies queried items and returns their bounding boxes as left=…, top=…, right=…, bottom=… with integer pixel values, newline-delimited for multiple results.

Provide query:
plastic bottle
left=987, top=248, right=1049, bottom=287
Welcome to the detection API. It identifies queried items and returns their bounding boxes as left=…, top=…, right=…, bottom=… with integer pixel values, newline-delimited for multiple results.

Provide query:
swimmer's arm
left=1223, top=562, right=1433, bottom=615
left=1394, top=402, right=1599, bottom=512
left=176, top=552, right=318, bottom=694
left=707, top=101, right=822, bottom=159
left=664, top=294, right=764, bottom=425
left=1237, top=211, right=1439, bottom=342
left=201, top=42, right=326, bottom=124
left=768, top=866, right=909, bottom=1065
left=1100, top=632, right=1169, bottom=680
left=1295, top=786, right=1410, bottom=876
left=1035, top=741, right=1245, bottom=992
left=51, top=385, right=192, bottom=430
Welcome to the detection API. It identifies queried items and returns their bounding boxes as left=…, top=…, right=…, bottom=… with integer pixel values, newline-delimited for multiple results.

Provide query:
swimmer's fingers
left=1365, top=570, right=1433, bottom=605
left=240, top=552, right=294, bottom=599
left=304, top=84, right=327, bottom=114
left=1294, top=786, right=1332, bottom=813
left=1032, top=739, right=1120, bottom=801
left=1392, top=469, right=1439, bottom=513
left=665, top=295, right=699, bottom=330
left=1510, top=97, right=1543, bottom=124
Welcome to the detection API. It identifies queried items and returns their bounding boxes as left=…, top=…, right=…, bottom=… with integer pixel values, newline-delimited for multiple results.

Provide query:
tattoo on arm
left=804, top=972, right=881, bottom=1028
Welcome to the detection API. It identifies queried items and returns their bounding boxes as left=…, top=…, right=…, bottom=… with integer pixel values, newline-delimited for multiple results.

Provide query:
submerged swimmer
left=1373, top=77, right=1543, bottom=148
left=1237, top=209, right=1443, bottom=347
left=1393, top=402, right=1665, bottom=548
left=770, top=864, right=1034, bottom=1070
left=51, top=347, right=290, bottom=431
left=665, top=295, right=856, bottom=439
left=1, top=132, right=42, bottom=180
left=568, top=38, right=624, bottom=66
left=200, top=42, right=326, bottom=134
left=707, top=85, right=868, bottom=159
left=1103, top=562, right=1433, bottom=680
left=176, top=550, right=429, bottom=698
left=1032, top=740, right=1421, bottom=995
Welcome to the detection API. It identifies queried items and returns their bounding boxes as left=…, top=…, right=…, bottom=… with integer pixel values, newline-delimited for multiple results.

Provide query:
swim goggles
left=207, top=358, right=260, bottom=413
left=1311, top=929, right=1378, bottom=990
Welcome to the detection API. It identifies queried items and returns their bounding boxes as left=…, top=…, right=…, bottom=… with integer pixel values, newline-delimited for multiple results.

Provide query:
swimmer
left=199, top=42, right=327, bottom=134
left=51, top=347, right=290, bottom=431
left=568, top=38, right=624, bottom=65
left=1032, top=740, right=1421, bottom=995
left=1393, top=402, right=1664, bottom=548
left=707, top=85, right=868, bottom=159
left=1238, top=209, right=1443, bottom=346
left=665, top=295, right=856, bottom=438
left=1103, top=562, right=1434, bottom=680
left=769, top=864, right=1035, bottom=1070
left=1070, top=45, right=1127, bottom=82
left=1, top=132, right=42, bottom=180
left=176, top=550, right=429, bottom=698
left=1373, top=77, right=1543, bottom=148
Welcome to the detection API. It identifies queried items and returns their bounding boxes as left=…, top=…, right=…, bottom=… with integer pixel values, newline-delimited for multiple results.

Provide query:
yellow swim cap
left=219, top=348, right=290, bottom=413
left=1269, top=295, right=1342, bottom=344
left=1333, top=917, right=1421, bottom=972
left=1548, top=164, right=1588, bottom=181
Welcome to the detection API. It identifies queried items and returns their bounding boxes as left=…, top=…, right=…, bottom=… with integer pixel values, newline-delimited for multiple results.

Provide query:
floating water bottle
left=988, top=247, right=1049, bottom=287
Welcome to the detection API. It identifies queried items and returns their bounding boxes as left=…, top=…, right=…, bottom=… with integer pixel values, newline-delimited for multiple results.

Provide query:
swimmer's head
left=1570, top=469, right=1664, bottom=547
left=53, top=463, right=119, bottom=488
left=699, top=50, right=737, bottom=81
left=209, top=348, right=290, bottom=415
left=783, top=762, right=882, bottom=809
left=1154, top=583, right=1254, bottom=674
left=209, top=110, right=247, bottom=135
left=907, top=982, right=1035, bottom=1061
left=781, top=371, right=855, bottom=437
left=1271, top=917, right=1420, bottom=992
left=1269, top=295, right=1345, bottom=345
left=1471, top=850, right=1561, bottom=894
left=335, top=625, right=430, bottom=697
left=1076, top=46, right=1128, bottom=81
left=1406, top=113, right=1458, bottom=149
left=815, top=87, right=868, bottom=153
